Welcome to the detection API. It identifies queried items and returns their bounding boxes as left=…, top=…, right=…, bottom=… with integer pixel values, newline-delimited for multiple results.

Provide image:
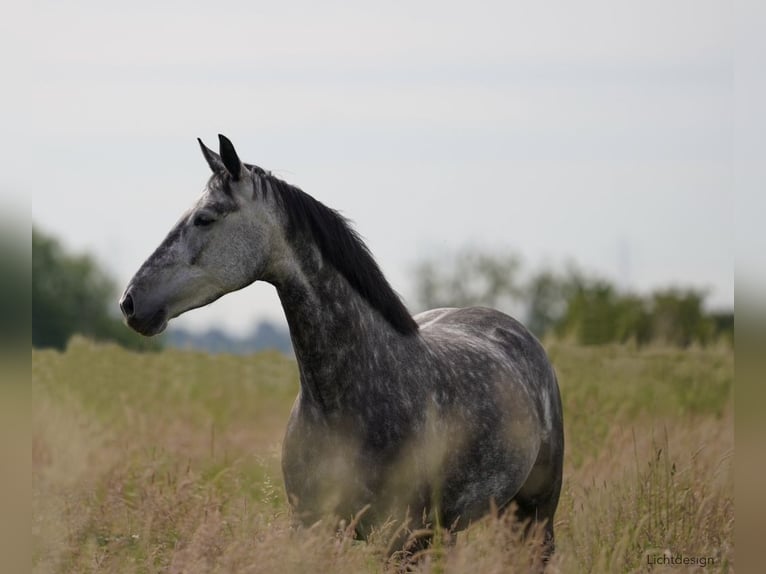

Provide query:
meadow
left=33, top=337, right=733, bottom=573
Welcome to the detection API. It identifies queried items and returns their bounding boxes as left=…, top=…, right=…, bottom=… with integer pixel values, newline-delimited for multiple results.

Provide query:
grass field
left=33, top=337, right=733, bottom=573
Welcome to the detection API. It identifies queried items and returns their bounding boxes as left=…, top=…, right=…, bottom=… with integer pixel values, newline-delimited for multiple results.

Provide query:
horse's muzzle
left=119, top=287, right=168, bottom=336
left=119, top=292, right=135, bottom=318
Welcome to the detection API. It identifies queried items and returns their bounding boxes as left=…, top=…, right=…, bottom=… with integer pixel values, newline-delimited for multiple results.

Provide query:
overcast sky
left=10, top=1, right=740, bottom=335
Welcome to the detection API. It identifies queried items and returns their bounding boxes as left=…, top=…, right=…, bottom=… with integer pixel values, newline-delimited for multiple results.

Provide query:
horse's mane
left=249, top=167, right=419, bottom=336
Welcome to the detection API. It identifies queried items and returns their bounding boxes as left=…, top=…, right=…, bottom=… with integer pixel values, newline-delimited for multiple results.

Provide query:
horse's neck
left=274, top=247, right=408, bottom=410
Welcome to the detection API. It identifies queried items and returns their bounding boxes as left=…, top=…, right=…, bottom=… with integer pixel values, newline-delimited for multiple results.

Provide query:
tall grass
left=33, top=337, right=733, bottom=573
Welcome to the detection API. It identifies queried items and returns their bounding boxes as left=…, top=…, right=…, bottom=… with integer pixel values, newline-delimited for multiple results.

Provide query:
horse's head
left=119, top=135, right=280, bottom=336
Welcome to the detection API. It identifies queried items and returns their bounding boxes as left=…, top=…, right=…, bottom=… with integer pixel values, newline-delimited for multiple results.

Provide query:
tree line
left=413, top=248, right=732, bottom=347
left=32, top=228, right=160, bottom=351
left=32, top=229, right=732, bottom=351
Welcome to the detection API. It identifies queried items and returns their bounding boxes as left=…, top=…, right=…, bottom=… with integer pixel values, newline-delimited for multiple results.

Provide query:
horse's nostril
left=120, top=293, right=135, bottom=318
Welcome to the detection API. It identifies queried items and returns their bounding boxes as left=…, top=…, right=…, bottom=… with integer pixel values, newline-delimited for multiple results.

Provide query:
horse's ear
left=218, top=134, right=243, bottom=181
left=198, top=138, right=224, bottom=174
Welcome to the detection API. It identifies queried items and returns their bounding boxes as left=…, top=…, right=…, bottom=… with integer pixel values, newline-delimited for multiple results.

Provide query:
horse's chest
left=281, top=397, right=417, bottom=520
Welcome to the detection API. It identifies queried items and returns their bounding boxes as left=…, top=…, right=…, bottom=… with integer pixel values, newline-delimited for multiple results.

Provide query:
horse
left=119, top=135, right=564, bottom=558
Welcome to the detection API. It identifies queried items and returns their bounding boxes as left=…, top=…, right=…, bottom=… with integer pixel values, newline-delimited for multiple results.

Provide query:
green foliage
left=412, top=250, right=732, bottom=348
left=32, top=228, right=161, bottom=351
left=650, top=288, right=713, bottom=347
left=0, top=216, right=30, bottom=347
left=557, top=283, right=716, bottom=348
left=557, top=279, right=622, bottom=345
left=524, top=268, right=573, bottom=336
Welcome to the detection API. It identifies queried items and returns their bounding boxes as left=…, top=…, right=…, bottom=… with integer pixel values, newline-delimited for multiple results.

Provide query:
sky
left=8, top=0, right=742, bottom=335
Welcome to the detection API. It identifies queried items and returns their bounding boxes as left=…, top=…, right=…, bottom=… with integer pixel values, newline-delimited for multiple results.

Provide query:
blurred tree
left=525, top=266, right=585, bottom=337
left=556, top=280, right=653, bottom=345
left=650, top=288, right=713, bottom=347
left=525, top=270, right=567, bottom=336
left=413, top=247, right=523, bottom=312
left=613, top=294, right=653, bottom=345
left=32, top=228, right=161, bottom=351
left=412, top=249, right=731, bottom=348
left=0, top=217, right=30, bottom=349
left=710, top=311, right=734, bottom=345
left=556, top=279, right=620, bottom=345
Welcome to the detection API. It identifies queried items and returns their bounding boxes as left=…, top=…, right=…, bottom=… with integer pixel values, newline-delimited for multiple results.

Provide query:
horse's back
left=416, top=306, right=554, bottom=380
left=416, top=305, right=537, bottom=341
left=417, top=305, right=562, bottom=434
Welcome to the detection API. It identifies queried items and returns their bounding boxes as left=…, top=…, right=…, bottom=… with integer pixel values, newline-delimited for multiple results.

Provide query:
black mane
left=250, top=167, right=419, bottom=336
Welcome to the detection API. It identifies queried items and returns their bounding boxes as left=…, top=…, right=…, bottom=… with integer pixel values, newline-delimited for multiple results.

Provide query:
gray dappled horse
left=120, top=135, right=564, bottom=557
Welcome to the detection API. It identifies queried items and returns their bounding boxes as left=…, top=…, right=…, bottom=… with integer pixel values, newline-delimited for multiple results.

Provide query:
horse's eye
left=193, top=213, right=215, bottom=227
